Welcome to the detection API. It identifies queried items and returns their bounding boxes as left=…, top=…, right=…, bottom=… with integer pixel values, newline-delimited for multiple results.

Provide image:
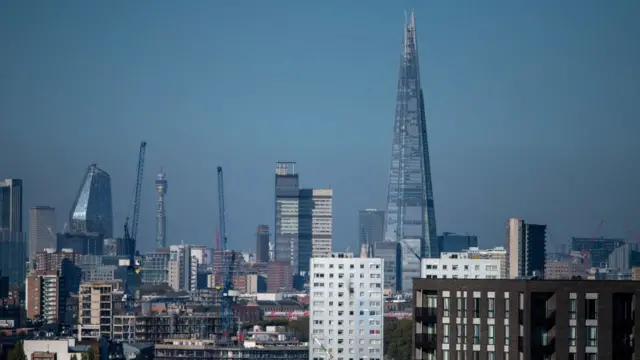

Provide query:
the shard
left=69, top=164, right=114, bottom=238
left=383, top=11, right=437, bottom=293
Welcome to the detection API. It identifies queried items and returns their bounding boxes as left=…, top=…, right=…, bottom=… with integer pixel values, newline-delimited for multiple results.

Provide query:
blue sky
left=1, top=0, right=639, bottom=252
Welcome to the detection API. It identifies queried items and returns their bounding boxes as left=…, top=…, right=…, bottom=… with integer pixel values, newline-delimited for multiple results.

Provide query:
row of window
left=424, top=264, right=499, bottom=271
left=313, top=263, right=381, bottom=270
left=312, top=300, right=382, bottom=307
left=311, top=290, right=383, bottom=298
left=426, top=351, right=597, bottom=360
left=312, top=319, right=382, bottom=332
left=314, top=272, right=381, bottom=279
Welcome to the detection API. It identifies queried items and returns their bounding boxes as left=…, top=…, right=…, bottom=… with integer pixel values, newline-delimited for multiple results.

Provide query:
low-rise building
left=421, top=247, right=506, bottom=279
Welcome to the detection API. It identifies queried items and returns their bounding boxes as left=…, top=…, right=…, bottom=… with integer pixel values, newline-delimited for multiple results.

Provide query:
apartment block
left=309, top=252, right=384, bottom=360
left=413, top=278, right=640, bottom=360
left=77, top=280, right=124, bottom=340
left=26, top=270, right=61, bottom=323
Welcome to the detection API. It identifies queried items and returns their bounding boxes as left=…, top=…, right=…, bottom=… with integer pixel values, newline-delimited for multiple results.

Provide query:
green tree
left=384, top=318, right=412, bottom=360
left=287, top=318, right=309, bottom=342
left=8, top=341, right=27, bottom=360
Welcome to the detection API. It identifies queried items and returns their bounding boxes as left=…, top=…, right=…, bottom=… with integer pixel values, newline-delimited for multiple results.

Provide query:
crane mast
left=217, top=166, right=235, bottom=343
left=123, top=141, right=147, bottom=343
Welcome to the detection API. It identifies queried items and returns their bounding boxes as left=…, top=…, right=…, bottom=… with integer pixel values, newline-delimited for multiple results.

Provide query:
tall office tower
left=255, top=224, right=270, bottom=263
left=28, top=206, right=56, bottom=263
left=506, top=217, right=547, bottom=278
left=274, top=162, right=299, bottom=268
left=155, top=169, right=168, bottom=249
left=359, top=209, right=385, bottom=247
left=69, top=164, right=114, bottom=238
left=383, top=11, right=437, bottom=293
left=0, top=179, right=23, bottom=232
left=309, top=253, right=384, bottom=359
left=299, top=188, right=333, bottom=274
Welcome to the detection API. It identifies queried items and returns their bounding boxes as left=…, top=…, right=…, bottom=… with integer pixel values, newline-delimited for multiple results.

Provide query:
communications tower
left=155, top=169, right=168, bottom=249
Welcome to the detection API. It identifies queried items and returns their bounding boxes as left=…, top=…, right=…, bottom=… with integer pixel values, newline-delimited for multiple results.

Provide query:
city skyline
left=1, top=2, right=639, bottom=253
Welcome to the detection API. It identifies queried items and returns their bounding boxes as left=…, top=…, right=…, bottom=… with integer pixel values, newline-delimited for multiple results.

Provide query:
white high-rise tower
left=155, top=169, right=168, bottom=249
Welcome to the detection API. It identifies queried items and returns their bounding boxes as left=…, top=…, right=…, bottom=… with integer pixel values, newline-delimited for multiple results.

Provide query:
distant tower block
left=155, top=169, right=168, bottom=249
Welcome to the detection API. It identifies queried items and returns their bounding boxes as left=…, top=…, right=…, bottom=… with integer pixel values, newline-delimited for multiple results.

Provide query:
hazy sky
left=1, top=0, right=639, bottom=253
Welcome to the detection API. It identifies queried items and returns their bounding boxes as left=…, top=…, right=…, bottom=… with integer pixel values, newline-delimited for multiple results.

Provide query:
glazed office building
left=413, top=278, right=640, bottom=360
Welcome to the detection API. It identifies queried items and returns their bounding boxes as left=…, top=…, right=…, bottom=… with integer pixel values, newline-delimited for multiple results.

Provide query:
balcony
left=415, top=334, right=437, bottom=350
left=415, top=307, right=437, bottom=323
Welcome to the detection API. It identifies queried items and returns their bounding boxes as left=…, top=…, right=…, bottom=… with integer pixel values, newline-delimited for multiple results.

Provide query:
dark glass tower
left=69, top=164, right=114, bottom=237
left=383, top=11, right=437, bottom=292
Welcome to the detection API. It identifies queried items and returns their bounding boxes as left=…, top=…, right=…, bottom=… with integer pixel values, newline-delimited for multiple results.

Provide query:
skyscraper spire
left=383, top=11, right=437, bottom=293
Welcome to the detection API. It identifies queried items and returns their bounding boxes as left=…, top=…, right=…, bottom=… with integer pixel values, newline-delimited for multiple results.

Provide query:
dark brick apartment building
left=413, top=278, right=640, bottom=360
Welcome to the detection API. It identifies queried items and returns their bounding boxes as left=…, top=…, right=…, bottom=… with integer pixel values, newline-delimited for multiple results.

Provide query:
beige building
left=23, top=339, right=84, bottom=360
left=77, top=280, right=124, bottom=340
left=26, top=270, right=61, bottom=323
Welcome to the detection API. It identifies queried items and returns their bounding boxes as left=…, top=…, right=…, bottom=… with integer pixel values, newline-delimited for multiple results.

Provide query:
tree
left=384, top=318, right=412, bottom=360
left=287, top=318, right=309, bottom=342
left=8, top=341, right=27, bottom=360
left=70, top=355, right=79, bottom=360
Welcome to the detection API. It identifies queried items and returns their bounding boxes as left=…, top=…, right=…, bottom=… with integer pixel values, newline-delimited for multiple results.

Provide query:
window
left=473, top=324, right=480, bottom=344
left=505, top=325, right=510, bottom=345
left=585, top=298, right=598, bottom=320
left=462, top=297, right=468, bottom=317
left=457, top=298, right=463, bottom=317
left=587, top=326, right=597, bottom=346
left=443, top=324, right=449, bottom=343
left=505, top=298, right=510, bottom=317
left=487, top=352, right=495, bottom=360
left=569, top=326, right=576, bottom=346
left=442, top=350, right=449, bottom=360
left=505, top=351, right=509, bottom=360
left=569, top=299, right=577, bottom=319
left=488, top=325, right=495, bottom=345
left=443, top=297, right=450, bottom=317
left=472, top=351, right=480, bottom=360
left=585, top=355, right=597, bottom=360
left=488, top=297, right=495, bottom=318
left=473, top=297, right=481, bottom=318
left=456, top=324, right=463, bottom=344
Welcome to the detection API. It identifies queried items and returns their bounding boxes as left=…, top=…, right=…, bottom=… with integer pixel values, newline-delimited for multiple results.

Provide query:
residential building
left=274, top=162, right=333, bottom=275
left=256, top=224, right=270, bottom=263
left=155, top=336, right=307, bottom=360
left=413, top=278, right=640, bottom=360
left=300, top=188, right=333, bottom=265
left=23, top=338, right=86, bottom=360
left=0, top=179, right=23, bottom=232
left=69, top=164, right=114, bottom=237
left=506, top=218, right=546, bottom=278
left=545, top=259, right=585, bottom=280
left=274, top=162, right=299, bottom=267
left=26, top=270, right=62, bottom=323
left=77, top=280, right=124, bottom=340
left=29, top=206, right=56, bottom=263
left=309, top=252, right=384, bottom=360
left=420, top=247, right=506, bottom=279
left=438, top=232, right=479, bottom=254
left=358, top=209, right=385, bottom=247
left=383, top=12, right=437, bottom=294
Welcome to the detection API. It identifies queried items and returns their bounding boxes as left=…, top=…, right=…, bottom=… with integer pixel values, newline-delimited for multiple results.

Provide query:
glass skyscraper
left=69, top=164, right=114, bottom=238
left=383, top=11, right=437, bottom=293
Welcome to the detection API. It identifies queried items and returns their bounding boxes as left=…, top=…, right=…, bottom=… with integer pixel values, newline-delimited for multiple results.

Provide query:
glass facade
left=383, top=12, right=437, bottom=292
left=69, top=164, right=114, bottom=238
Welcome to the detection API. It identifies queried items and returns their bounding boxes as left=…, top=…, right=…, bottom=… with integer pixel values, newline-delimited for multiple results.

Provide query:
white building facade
left=421, top=247, right=507, bottom=279
left=309, top=252, right=384, bottom=360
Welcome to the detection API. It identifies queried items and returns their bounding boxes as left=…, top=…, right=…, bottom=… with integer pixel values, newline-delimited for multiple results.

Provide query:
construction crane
left=217, top=166, right=236, bottom=344
left=123, top=141, right=147, bottom=343
left=313, top=338, right=335, bottom=360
